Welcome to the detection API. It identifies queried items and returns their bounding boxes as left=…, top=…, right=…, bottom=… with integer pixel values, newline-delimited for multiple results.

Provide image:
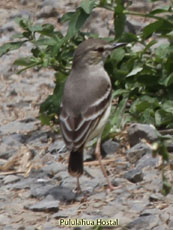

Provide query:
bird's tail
left=68, top=149, right=83, bottom=177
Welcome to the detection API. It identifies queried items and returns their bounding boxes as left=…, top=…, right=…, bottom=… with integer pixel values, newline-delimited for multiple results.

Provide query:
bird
left=59, top=38, right=126, bottom=192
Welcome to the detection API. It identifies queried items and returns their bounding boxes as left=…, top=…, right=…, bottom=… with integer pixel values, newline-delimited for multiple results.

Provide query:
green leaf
left=31, top=47, right=41, bottom=57
left=66, top=8, right=89, bottom=38
left=162, top=73, right=173, bottom=86
left=155, top=109, right=173, bottom=127
left=130, top=100, right=150, bottom=114
left=61, top=12, right=74, bottom=23
left=155, top=43, right=169, bottom=60
left=142, top=20, right=163, bottom=39
left=143, top=40, right=157, bottom=53
left=114, top=12, right=126, bottom=38
left=166, top=30, right=173, bottom=39
left=40, top=94, right=60, bottom=116
left=161, top=100, right=173, bottom=114
left=111, top=96, right=128, bottom=129
left=111, top=47, right=125, bottom=63
left=39, top=113, right=52, bottom=126
left=40, top=72, right=67, bottom=117
left=120, top=32, right=138, bottom=42
left=30, top=24, right=43, bottom=32
left=130, top=95, right=159, bottom=114
left=162, top=174, right=172, bottom=196
left=40, top=24, right=54, bottom=34
left=126, top=66, right=143, bottom=77
left=80, top=0, right=96, bottom=14
left=12, top=33, right=25, bottom=39
left=23, top=31, right=32, bottom=38
left=0, top=41, right=26, bottom=57
left=14, top=57, right=36, bottom=66
left=150, top=7, right=171, bottom=15
left=15, top=17, right=31, bottom=30
left=34, top=37, right=57, bottom=46
left=112, top=89, right=129, bottom=97
left=114, top=0, right=126, bottom=38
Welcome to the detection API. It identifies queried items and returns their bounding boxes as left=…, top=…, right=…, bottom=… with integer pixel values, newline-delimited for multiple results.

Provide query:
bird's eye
left=96, top=47, right=104, bottom=52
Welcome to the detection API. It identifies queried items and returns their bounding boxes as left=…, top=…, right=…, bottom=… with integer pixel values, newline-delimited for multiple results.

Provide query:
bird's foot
left=107, top=183, right=115, bottom=191
left=73, top=186, right=82, bottom=194
left=104, top=181, right=116, bottom=191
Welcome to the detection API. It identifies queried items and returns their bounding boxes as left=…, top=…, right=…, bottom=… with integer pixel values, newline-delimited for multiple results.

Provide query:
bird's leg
left=95, top=136, right=114, bottom=191
left=75, top=177, right=82, bottom=194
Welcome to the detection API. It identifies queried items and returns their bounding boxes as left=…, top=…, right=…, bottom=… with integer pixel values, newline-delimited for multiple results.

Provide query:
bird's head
left=72, top=38, right=126, bottom=68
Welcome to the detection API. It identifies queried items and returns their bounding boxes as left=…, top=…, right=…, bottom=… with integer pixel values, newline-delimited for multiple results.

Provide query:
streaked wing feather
left=60, top=85, right=111, bottom=150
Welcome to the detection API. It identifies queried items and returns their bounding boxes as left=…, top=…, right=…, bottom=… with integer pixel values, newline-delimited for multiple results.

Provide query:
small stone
left=0, top=21, right=17, bottom=33
left=126, top=142, right=152, bottom=164
left=7, top=177, right=34, bottom=190
left=128, top=123, right=158, bottom=147
left=0, top=120, right=38, bottom=135
left=26, top=198, right=59, bottom=212
left=48, top=139, right=65, bottom=154
left=149, top=193, right=163, bottom=202
left=141, top=208, right=161, bottom=216
left=136, top=153, right=159, bottom=170
left=86, top=139, right=119, bottom=160
left=30, top=184, right=55, bottom=198
left=47, top=186, right=76, bottom=202
left=20, top=0, right=27, bottom=5
left=43, top=162, right=66, bottom=177
left=126, top=214, right=160, bottom=229
left=0, top=214, right=11, bottom=225
left=37, top=6, right=58, bottom=19
left=101, top=139, right=119, bottom=156
left=17, top=227, right=25, bottom=230
left=3, top=175, right=20, bottom=184
left=124, top=168, right=143, bottom=183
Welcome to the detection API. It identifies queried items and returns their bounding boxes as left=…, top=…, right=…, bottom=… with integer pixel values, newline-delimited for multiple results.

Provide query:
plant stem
left=123, top=10, right=173, bottom=25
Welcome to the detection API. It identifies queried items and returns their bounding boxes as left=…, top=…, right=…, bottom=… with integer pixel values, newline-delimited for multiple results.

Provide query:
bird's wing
left=59, top=83, right=111, bottom=151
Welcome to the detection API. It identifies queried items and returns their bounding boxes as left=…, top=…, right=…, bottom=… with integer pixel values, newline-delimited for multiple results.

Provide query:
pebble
left=136, top=153, right=159, bottom=170
left=124, top=168, right=143, bottom=183
left=3, top=175, right=20, bottom=184
left=47, top=186, right=76, bottom=202
left=6, top=177, right=35, bottom=190
left=0, top=120, right=38, bottom=135
left=36, top=5, right=58, bottom=19
left=128, top=123, right=158, bottom=146
left=48, top=139, right=65, bottom=153
left=30, top=183, right=55, bottom=198
left=126, top=214, right=161, bottom=229
left=149, top=193, right=163, bottom=202
left=0, top=214, right=11, bottom=225
left=126, top=142, right=152, bottom=164
left=26, top=199, right=59, bottom=212
left=43, top=162, right=66, bottom=177
left=101, top=139, right=120, bottom=156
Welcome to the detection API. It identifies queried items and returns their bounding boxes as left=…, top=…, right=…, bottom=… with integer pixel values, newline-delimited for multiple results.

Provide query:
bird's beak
left=112, top=42, right=127, bottom=49
left=104, top=42, right=127, bottom=50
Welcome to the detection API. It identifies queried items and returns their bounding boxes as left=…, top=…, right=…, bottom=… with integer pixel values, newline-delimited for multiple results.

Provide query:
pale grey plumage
left=59, top=38, right=126, bottom=191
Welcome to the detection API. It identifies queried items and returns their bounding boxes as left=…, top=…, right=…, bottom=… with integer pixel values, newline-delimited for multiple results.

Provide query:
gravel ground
left=0, top=1, right=172, bottom=230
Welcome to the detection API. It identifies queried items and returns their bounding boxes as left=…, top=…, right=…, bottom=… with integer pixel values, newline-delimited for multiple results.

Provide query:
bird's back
left=59, top=63, right=112, bottom=151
